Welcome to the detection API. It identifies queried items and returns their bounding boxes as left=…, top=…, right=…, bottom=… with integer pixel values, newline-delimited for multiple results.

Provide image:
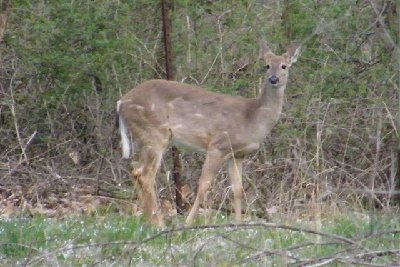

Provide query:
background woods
left=0, top=0, right=399, bottom=218
left=1, top=1, right=400, bottom=265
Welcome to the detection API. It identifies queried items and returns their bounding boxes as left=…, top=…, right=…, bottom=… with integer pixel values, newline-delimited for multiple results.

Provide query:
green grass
left=0, top=212, right=399, bottom=266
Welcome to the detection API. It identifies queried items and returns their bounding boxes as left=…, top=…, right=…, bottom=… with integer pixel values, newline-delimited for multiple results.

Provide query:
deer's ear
left=259, top=39, right=275, bottom=63
left=283, top=44, right=301, bottom=66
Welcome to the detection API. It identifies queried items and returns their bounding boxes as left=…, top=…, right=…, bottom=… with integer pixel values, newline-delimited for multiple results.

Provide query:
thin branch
left=201, top=50, right=221, bottom=84
left=368, top=0, right=400, bottom=60
left=9, top=68, right=28, bottom=163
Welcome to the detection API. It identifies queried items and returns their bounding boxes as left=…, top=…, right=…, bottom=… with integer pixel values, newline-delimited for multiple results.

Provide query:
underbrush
left=1, top=210, right=399, bottom=266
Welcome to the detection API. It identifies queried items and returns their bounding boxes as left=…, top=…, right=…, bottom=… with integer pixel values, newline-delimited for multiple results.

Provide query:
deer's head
left=260, top=42, right=301, bottom=89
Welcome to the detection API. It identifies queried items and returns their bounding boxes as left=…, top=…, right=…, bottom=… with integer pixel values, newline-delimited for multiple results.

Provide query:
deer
left=117, top=42, right=301, bottom=227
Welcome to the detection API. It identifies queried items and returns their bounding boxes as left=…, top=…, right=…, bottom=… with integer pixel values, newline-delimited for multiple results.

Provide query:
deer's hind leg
left=132, top=130, right=169, bottom=227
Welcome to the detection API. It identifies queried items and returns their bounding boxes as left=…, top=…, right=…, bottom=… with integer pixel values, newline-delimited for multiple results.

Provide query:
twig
left=216, top=9, right=231, bottom=83
left=245, top=240, right=345, bottom=264
left=368, top=0, right=400, bottom=60
left=9, top=70, right=28, bottom=163
left=201, top=50, right=221, bottom=84
left=358, top=228, right=400, bottom=240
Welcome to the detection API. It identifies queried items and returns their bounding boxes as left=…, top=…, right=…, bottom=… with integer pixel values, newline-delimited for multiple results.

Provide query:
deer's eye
left=281, top=64, right=287, bottom=69
left=265, top=64, right=270, bottom=70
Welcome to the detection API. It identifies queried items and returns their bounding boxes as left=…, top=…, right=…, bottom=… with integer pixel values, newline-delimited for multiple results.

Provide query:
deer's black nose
left=268, top=75, right=279, bottom=84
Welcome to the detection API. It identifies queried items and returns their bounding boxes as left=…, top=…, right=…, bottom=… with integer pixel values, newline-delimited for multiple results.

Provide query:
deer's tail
left=117, top=100, right=131, bottom=159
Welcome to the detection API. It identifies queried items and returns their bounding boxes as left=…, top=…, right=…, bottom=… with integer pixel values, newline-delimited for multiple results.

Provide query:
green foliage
left=0, top=213, right=399, bottom=265
left=1, top=1, right=166, bottom=157
left=0, top=0, right=399, bottom=236
left=11, top=1, right=146, bottom=97
left=0, top=215, right=155, bottom=261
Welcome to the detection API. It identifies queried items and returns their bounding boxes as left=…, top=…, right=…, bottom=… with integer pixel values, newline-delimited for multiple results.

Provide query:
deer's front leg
left=228, top=157, right=244, bottom=223
left=185, top=149, right=225, bottom=225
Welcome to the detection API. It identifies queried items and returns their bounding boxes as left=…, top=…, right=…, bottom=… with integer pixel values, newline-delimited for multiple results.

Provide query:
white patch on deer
left=117, top=101, right=132, bottom=159
left=117, top=99, right=133, bottom=112
left=244, top=142, right=259, bottom=151
left=133, top=104, right=144, bottom=111
left=160, top=122, right=171, bottom=128
left=194, top=113, right=204, bottom=118
left=117, top=100, right=122, bottom=112
left=168, top=97, right=183, bottom=109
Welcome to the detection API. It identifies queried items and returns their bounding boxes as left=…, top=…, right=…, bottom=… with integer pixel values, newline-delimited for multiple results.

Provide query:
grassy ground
left=1, top=210, right=399, bottom=266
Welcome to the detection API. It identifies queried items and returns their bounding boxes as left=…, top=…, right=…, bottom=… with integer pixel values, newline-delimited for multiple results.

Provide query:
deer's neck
left=243, top=81, right=286, bottom=143
left=257, top=81, right=285, bottom=117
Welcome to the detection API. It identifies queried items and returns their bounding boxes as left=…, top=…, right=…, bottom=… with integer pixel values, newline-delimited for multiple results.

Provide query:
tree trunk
left=161, top=0, right=190, bottom=214
left=0, top=0, right=11, bottom=42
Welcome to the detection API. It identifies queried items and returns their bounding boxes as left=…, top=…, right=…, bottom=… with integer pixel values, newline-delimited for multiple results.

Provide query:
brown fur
left=117, top=43, right=301, bottom=226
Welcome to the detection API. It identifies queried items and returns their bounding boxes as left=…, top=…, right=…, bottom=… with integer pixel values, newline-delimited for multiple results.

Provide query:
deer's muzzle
left=268, top=75, right=279, bottom=85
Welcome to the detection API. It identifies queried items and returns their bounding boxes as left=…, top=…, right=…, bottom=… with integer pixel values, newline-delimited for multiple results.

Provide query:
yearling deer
left=117, top=42, right=301, bottom=227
